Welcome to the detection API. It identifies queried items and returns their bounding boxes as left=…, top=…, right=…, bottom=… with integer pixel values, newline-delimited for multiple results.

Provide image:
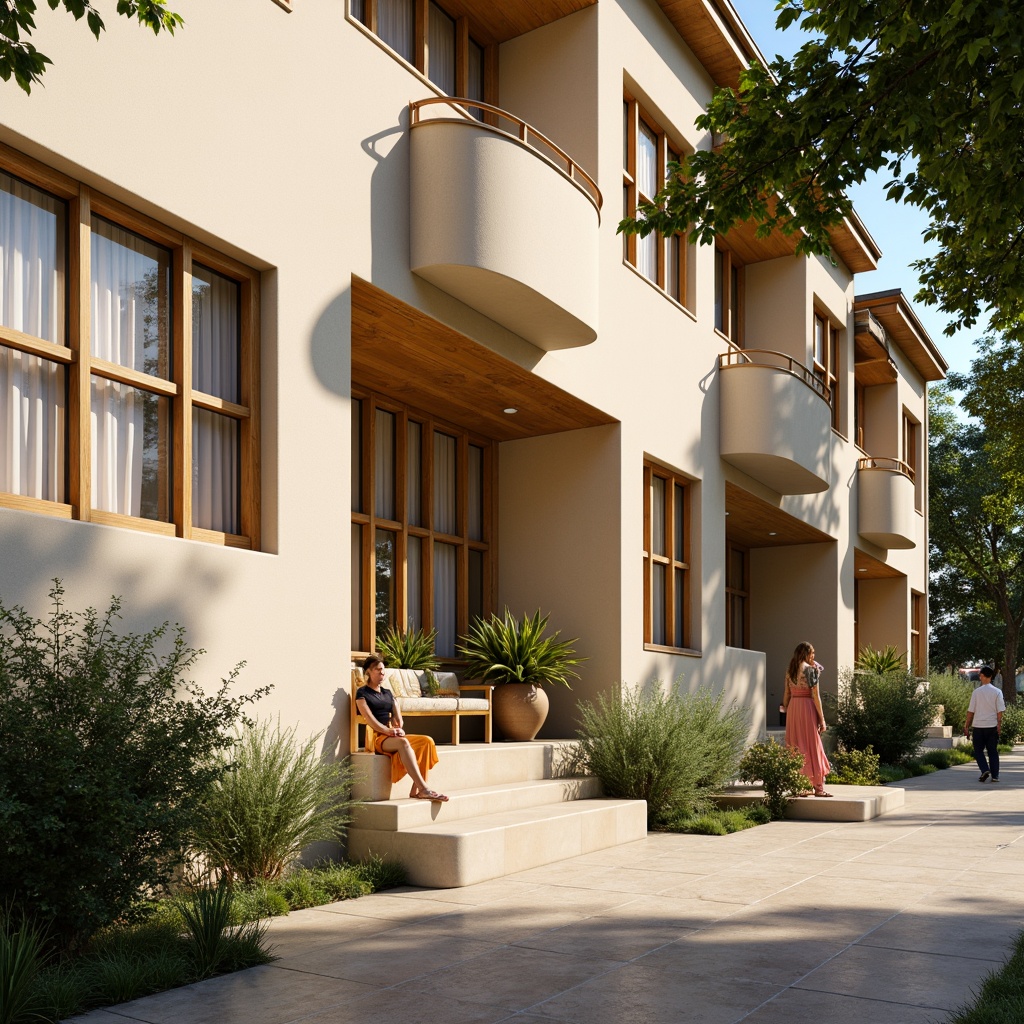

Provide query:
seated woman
left=783, top=641, right=832, bottom=797
left=355, top=653, right=449, bottom=802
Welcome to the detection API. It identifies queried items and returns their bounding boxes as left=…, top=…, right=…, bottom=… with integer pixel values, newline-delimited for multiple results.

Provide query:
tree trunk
left=1001, top=624, right=1020, bottom=706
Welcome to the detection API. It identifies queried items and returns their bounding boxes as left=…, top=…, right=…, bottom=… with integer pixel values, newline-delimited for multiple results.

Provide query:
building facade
left=0, top=0, right=945, bottom=747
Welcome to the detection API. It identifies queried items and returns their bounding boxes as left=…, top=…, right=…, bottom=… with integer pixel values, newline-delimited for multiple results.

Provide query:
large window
left=714, top=243, right=743, bottom=344
left=903, top=410, right=922, bottom=511
left=351, top=0, right=488, bottom=108
left=911, top=590, right=925, bottom=675
left=643, top=460, right=692, bottom=651
left=351, top=388, right=494, bottom=658
left=814, top=311, right=840, bottom=432
left=725, top=543, right=749, bottom=649
left=623, top=95, right=690, bottom=307
left=0, top=146, right=260, bottom=547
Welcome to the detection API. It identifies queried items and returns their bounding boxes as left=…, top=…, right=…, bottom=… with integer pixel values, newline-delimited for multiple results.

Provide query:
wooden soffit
left=441, top=0, right=596, bottom=47
left=855, top=547, right=905, bottom=580
left=351, top=277, right=616, bottom=442
left=855, top=290, right=948, bottom=383
left=725, top=481, right=833, bottom=549
left=656, top=0, right=763, bottom=90
left=724, top=212, right=879, bottom=274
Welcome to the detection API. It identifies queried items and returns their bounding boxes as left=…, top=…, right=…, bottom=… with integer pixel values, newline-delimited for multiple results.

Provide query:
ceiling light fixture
left=503, top=407, right=518, bottom=415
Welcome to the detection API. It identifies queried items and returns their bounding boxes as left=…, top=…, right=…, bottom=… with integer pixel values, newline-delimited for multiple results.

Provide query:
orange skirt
left=371, top=732, right=439, bottom=784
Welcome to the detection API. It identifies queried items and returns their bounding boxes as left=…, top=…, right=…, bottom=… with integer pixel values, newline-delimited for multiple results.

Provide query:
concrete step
left=351, top=739, right=580, bottom=802
left=925, top=725, right=953, bottom=738
left=714, top=782, right=904, bottom=822
left=920, top=736, right=955, bottom=749
left=347, top=797, right=648, bottom=887
left=351, top=775, right=603, bottom=831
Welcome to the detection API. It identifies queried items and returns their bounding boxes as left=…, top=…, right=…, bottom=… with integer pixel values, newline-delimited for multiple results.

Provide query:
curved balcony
left=857, top=457, right=917, bottom=549
left=719, top=350, right=832, bottom=494
left=409, top=98, right=601, bottom=351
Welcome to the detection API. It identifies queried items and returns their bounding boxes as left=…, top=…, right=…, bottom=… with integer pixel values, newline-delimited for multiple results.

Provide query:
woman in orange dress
left=356, top=653, right=448, bottom=801
left=783, top=641, right=832, bottom=797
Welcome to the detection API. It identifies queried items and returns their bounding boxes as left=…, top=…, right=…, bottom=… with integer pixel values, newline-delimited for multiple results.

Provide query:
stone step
left=347, top=797, right=648, bottom=888
left=920, top=736, right=955, bottom=749
left=351, top=739, right=580, bottom=802
left=714, top=782, right=904, bottom=822
left=925, top=725, right=953, bottom=738
left=351, top=776, right=603, bottom=831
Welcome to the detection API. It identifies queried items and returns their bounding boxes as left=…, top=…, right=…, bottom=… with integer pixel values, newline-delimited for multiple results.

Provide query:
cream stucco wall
left=0, top=0, right=939, bottom=755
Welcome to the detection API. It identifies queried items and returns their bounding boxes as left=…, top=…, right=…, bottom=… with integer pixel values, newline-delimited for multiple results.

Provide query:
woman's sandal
left=813, top=790, right=834, bottom=798
left=413, top=789, right=449, bottom=802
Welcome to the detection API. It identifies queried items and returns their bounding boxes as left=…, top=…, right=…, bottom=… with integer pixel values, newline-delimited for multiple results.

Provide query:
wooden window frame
left=714, top=242, right=744, bottom=345
left=0, top=142, right=260, bottom=549
left=903, top=410, right=922, bottom=512
left=814, top=310, right=841, bottom=432
left=725, top=542, right=750, bottom=650
left=643, top=460, right=693, bottom=653
left=350, top=386, right=496, bottom=659
left=623, top=94, right=690, bottom=308
left=353, top=0, right=496, bottom=105
left=910, top=590, right=925, bottom=676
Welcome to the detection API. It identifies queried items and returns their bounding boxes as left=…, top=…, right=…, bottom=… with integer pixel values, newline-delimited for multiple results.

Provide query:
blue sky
left=728, top=0, right=982, bottom=379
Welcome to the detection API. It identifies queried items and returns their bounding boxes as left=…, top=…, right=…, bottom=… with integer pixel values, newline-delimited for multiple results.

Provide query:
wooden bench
left=350, top=668, right=492, bottom=751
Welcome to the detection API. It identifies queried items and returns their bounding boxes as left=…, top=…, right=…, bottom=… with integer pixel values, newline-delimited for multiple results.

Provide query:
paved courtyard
left=72, top=754, right=1024, bottom=1024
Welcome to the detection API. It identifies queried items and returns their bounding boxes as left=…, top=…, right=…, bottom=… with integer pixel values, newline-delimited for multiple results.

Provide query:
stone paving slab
left=66, top=755, right=1024, bottom=1024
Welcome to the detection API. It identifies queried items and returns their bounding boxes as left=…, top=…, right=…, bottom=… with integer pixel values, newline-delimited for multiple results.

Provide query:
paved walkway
left=74, top=755, right=1024, bottom=1024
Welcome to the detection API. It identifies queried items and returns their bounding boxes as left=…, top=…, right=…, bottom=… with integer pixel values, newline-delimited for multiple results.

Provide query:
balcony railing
left=857, top=456, right=915, bottom=482
left=410, top=97, right=602, bottom=214
left=857, top=456, right=916, bottom=549
left=719, top=348, right=832, bottom=405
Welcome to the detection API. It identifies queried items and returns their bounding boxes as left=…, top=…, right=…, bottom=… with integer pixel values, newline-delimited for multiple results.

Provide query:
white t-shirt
left=968, top=683, right=1006, bottom=727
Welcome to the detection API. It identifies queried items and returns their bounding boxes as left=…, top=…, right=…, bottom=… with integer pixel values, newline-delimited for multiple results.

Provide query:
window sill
left=0, top=494, right=73, bottom=519
left=644, top=643, right=702, bottom=658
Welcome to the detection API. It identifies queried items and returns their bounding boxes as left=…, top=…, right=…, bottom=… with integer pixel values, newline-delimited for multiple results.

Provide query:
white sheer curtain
left=375, top=408, right=395, bottom=519
left=636, top=122, right=659, bottom=281
left=192, top=265, right=240, bottom=533
left=377, top=0, right=414, bottom=62
left=0, top=173, right=66, bottom=501
left=90, top=218, right=169, bottom=519
left=428, top=2, right=456, bottom=94
left=433, top=432, right=457, bottom=654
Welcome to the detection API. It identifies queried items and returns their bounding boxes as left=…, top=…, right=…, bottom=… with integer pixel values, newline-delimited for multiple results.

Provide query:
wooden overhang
left=854, top=290, right=948, bottom=383
left=439, top=0, right=596, bottom=47
left=725, top=481, right=833, bottom=549
left=855, top=546, right=905, bottom=580
left=854, top=307, right=898, bottom=387
left=351, top=277, right=616, bottom=442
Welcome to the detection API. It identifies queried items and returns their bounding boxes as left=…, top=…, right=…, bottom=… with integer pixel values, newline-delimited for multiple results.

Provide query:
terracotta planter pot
left=493, top=682, right=549, bottom=741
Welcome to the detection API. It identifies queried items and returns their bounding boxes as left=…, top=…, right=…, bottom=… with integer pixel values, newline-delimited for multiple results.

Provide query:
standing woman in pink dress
left=783, top=641, right=832, bottom=797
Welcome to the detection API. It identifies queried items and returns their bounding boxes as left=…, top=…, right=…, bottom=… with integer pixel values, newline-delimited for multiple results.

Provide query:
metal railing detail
left=410, top=97, right=602, bottom=213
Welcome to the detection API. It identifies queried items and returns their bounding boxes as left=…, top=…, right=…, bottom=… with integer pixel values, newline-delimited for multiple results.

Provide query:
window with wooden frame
left=0, top=146, right=260, bottom=548
left=714, top=243, right=744, bottom=345
left=350, top=0, right=492, bottom=110
left=725, top=543, right=749, bottom=649
left=813, top=311, right=840, bottom=432
left=903, top=410, right=921, bottom=511
left=351, top=387, right=495, bottom=658
left=910, top=590, right=925, bottom=675
left=623, top=95, right=690, bottom=308
left=643, top=461, right=692, bottom=651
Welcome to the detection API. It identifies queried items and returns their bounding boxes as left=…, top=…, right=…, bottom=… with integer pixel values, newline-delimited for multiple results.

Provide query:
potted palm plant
left=376, top=625, right=442, bottom=694
left=457, top=609, right=582, bottom=741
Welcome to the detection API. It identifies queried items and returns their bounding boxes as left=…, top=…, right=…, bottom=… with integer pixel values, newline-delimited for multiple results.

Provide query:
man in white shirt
left=965, top=665, right=1006, bottom=782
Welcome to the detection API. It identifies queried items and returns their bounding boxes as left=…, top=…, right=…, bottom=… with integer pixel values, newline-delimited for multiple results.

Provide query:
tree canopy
left=1, top=0, right=182, bottom=93
left=929, top=340, right=1024, bottom=701
left=621, top=0, right=1024, bottom=340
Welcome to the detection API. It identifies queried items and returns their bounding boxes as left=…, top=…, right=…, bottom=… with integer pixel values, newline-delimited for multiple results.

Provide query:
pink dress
left=785, top=664, right=831, bottom=788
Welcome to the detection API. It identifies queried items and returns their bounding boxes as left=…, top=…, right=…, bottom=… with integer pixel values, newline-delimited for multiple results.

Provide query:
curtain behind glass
left=0, top=173, right=66, bottom=501
left=433, top=431, right=456, bottom=533
left=434, top=541, right=457, bottom=656
left=428, top=1, right=456, bottom=94
left=90, top=219, right=171, bottom=518
left=192, top=264, right=240, bottom=532
left=375, top=409, right=395, bottom=519
left=377, top=0, right=414, bottom=61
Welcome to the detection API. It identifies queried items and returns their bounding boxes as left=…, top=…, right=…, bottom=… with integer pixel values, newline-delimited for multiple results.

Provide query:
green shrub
left=574, top=682, right=749, bottom=825
left=0, top=583, right=265, bottom=953
left=175, top=884, right=271, bottom=979
left=352, top=853, right=407, bottom=892
left=1, top=912, right=50, bottom=1024
left=661, top=804, right=772, bottom=835
left=1001, top=701, right=1024, bottom=745
left=232, top=884, right=291, bottom=924
left=878, top=763, right=912, bottom=783
left=191, top=720, right=358, bottom=883
left=827, top=746, right=881, bottom=785
left=927, top=672, right=973, bottom=732
left=855, top=644, right=905, bottom=674
left=278, top=872, right=331, bottom=911
left=376, top=626, right=440, bottom=672
left=831, top=668, right=933, bottom=765
left=738, top=740, right=811, bottom=818
left=920, top=747, right=973, bottom=769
